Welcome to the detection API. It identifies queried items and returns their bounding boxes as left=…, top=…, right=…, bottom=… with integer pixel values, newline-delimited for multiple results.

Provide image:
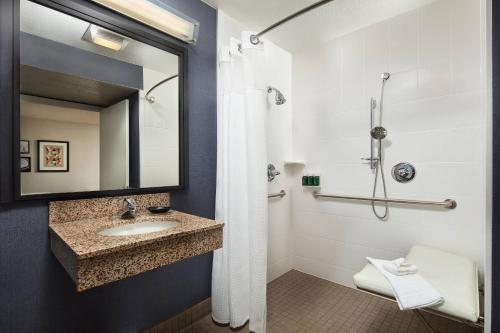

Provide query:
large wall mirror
left=16, top=0, right=186, bottom=199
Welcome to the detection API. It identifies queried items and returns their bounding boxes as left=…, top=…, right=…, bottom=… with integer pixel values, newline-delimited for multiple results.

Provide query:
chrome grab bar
left=268, top=190, right=286, bottom=198
left=313, top=192, right=457, bottom=209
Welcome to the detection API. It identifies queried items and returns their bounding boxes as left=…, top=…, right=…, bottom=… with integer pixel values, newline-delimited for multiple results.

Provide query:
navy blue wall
left=0, top=0, right=217, bottom=332
left=493, top=0, right=500, bottom=330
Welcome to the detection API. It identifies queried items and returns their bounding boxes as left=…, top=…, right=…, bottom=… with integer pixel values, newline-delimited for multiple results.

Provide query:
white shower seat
left=353, top=245, right=482, bottom=329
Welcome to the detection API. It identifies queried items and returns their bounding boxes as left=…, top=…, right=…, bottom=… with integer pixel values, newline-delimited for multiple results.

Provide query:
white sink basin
left=99, top=220, right=179, bottom=237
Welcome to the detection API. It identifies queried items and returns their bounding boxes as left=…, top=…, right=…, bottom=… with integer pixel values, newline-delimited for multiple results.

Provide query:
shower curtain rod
left=145, top=74, right=178, bottom=102
left=249, top=0, right=336, bottom=45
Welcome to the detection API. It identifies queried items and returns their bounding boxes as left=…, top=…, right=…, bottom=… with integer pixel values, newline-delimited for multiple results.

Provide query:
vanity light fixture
left=82, top=24, right=129, bottom=51
left=90, top=0, right=200, bottom=44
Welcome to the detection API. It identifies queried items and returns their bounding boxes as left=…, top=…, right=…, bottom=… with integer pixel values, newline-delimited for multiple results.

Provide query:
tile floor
left=180, top=270, right=481, bottom=333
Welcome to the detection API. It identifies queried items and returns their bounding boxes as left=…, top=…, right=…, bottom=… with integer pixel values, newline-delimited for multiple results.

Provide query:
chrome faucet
left=121, top=198, right=137, bottom=219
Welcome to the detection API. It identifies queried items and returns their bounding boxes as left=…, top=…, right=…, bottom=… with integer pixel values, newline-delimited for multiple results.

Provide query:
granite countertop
left=49, top=210, right=223, bottom=259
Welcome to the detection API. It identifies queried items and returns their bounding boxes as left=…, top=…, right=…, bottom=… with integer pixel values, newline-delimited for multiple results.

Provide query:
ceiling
left=21, top=65, right=137, bottom=107
left=20, top=0, right=178, bottom=75
left=202, top=0, right=438, bottom=52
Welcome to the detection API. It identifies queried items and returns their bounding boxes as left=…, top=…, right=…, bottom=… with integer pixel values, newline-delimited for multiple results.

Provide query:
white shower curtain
left=212, top=32, right=268, bottom=333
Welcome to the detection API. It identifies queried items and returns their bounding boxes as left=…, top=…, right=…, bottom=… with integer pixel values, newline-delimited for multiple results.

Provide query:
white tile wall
left=291, top=0, right=486, bottom=287
left=264, top=34, right=294, bottom=282
left=140, top=68, right=179, bottom=187
left=217, top=0, right=486, bottom=289
left=217, top=10, right=294, bottom=283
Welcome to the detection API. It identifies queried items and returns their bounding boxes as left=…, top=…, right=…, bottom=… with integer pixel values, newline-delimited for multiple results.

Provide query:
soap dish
left=148, top=206, right=171, bottom=214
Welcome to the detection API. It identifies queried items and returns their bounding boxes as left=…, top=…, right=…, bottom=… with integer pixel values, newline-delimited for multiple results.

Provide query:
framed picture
left=37, top=140, right=69, bottom=172
left=20, top=157, right=31, bottom=172
left=20, top=140, right=30, bottom=154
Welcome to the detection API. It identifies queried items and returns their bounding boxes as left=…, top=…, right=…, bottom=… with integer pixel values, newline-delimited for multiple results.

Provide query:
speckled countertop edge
left=49, top=210, right=224, bottom=259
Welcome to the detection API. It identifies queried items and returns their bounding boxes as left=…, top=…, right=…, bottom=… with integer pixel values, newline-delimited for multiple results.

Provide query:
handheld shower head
left=267, top=86, right=286, bottom=105
left=371, top=126, right=387, bottom=140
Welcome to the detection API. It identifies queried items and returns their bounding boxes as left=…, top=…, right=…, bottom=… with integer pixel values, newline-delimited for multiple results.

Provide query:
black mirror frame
left=1, top=0, right=188, bottom=202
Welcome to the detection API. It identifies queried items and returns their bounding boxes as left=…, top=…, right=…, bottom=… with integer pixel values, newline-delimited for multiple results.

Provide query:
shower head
left=381, top=72, right=391, bottom=81
left=267, top=86, right=286, bottom=105
left=371, top=126, right=387, bottom=140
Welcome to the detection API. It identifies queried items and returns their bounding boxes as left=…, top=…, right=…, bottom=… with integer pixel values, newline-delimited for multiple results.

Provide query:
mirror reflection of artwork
left=37, top=140, right=69, bottom=172
left=20, top=140, right=30, bottom=154
left=20, top=157, right=31, bottom=172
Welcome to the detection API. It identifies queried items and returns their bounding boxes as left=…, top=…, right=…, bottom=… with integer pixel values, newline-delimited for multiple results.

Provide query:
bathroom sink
left=99, top=220, right=179, bottom=237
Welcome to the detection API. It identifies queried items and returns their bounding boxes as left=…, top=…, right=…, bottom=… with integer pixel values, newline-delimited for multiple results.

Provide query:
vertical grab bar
left=361, top=98, right=377, bottom=169
left=370, top=98, right=376, bottom=170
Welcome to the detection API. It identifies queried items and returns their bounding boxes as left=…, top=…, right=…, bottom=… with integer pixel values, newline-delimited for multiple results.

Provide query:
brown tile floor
left=180, top=270, right=481, bottom=333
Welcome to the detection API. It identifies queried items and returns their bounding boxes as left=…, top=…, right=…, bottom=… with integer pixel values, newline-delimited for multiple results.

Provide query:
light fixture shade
left=82, top=24, right=129, bottom=51
left=90, top=0, right=199, bottom=44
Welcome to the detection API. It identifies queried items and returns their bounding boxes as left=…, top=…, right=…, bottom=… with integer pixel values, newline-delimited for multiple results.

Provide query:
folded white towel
left=367, top=257, right=443, bottom=310
left=383, top=258, right=418, bottom=276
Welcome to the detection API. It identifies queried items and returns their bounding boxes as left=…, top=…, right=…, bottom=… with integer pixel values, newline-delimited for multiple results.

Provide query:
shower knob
left=391, top=163, right=416, bottom=183
left=267, top=164, right=280, bottom=182
left=371, top=126, right=387, bottom=140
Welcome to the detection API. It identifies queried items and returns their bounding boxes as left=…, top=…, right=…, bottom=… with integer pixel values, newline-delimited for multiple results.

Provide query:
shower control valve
left=391, top=162, right=416, bottom=183
left=267, top=164, right=281, bottom=182
left=397, top=168, right=410, bottom=177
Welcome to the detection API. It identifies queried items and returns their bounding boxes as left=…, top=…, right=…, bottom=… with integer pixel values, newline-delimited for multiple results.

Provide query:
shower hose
left=372, top=79, right=389, bottom=221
